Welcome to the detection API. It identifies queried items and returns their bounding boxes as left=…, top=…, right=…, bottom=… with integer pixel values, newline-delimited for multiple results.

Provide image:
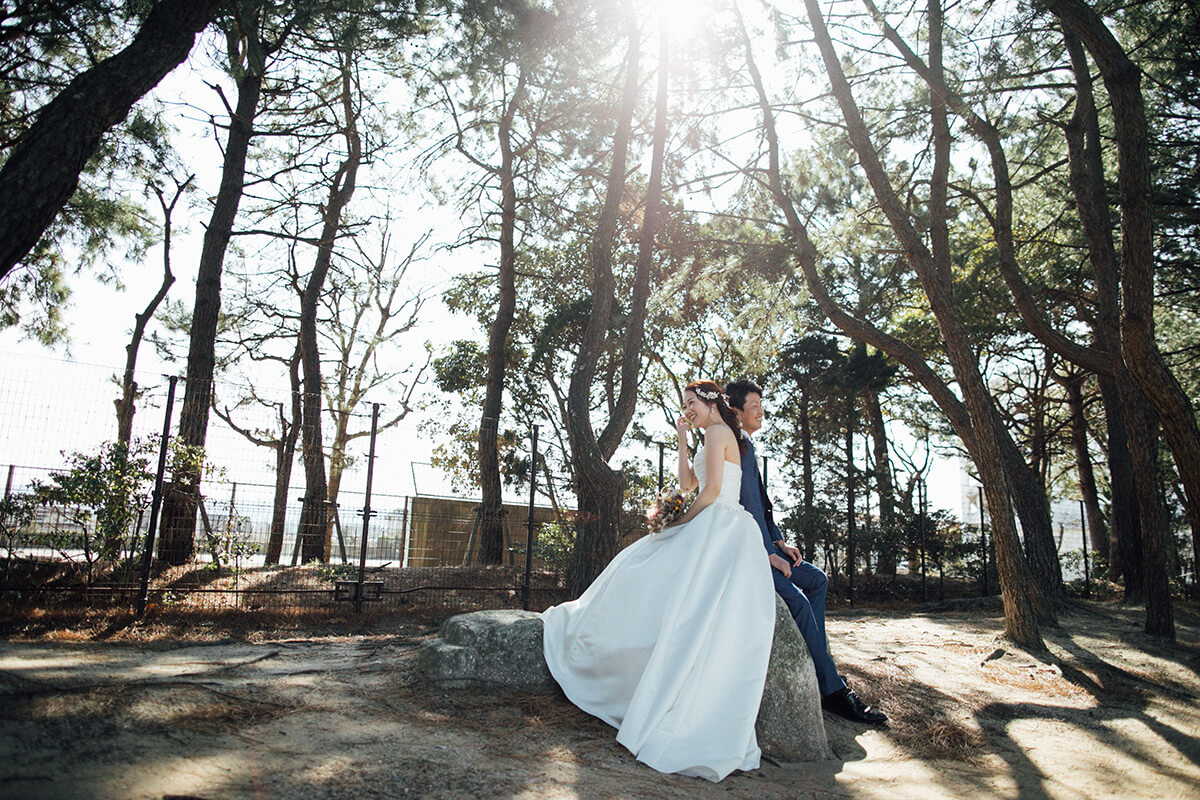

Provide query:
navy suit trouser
left=772, top=559, right=845, bottom=696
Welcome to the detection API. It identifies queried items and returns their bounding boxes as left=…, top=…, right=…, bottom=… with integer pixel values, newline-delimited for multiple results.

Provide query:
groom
left=725, top=379, right=887, bottom=725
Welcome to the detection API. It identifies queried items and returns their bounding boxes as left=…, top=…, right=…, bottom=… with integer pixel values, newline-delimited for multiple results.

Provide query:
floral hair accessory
left=693, top=386, right=724, bottom=402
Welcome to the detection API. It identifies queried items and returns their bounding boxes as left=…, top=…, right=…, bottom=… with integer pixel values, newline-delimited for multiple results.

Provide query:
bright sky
left=0, top=30, right=480, bottom=503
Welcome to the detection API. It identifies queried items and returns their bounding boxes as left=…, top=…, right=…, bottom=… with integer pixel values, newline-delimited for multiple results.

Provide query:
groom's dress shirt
left=738, top=433, right=783, bottom=556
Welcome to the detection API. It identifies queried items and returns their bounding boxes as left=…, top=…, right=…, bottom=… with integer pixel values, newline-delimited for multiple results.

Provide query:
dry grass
left=841, top=660, right=989, bottom=762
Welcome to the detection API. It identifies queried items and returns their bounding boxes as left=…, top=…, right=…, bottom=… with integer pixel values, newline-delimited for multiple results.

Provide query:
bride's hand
left=675, top=415, right=691, bottom=440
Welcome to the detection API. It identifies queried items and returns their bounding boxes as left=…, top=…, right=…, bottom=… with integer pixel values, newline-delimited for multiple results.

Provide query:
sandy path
left=0, top=604, right=1197, bottom=800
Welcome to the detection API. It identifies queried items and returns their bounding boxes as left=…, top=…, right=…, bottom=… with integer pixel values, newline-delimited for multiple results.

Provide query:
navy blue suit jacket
left=739, top=434, right=782, bottom=556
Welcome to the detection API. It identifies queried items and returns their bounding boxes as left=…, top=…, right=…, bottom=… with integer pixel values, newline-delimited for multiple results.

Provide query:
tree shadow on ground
left=1048, top=623, right=1200, bottom=772
left=2, top=602, right=1197, bottom=800
left=832, top=602, right=1200, bottom=800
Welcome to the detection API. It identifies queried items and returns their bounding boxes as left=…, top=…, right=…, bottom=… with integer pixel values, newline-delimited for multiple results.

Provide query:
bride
left=541, top=380, right=775, bottom=781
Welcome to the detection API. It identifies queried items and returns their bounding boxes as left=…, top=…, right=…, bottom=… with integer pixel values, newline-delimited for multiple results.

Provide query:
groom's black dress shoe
left=821, top=688, right=887, bottom=725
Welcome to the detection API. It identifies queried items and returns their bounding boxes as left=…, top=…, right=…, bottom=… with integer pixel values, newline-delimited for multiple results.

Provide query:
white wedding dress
left=541, top=445, right=775, bottom=781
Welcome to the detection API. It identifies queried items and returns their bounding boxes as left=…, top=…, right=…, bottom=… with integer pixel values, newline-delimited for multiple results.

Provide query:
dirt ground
left=1, top=601, right=1197, bottom=800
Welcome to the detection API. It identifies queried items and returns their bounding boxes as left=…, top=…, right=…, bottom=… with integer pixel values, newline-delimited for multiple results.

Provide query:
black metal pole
left=355, top=403, right=380, bottom=613
left=2, top=464, right=15, bottom=590
left=229, top=481, right=239, bottom=602
left=401, top=495, right=409, bottom=567
left=919, top=477, right=928, bottom=601
left=522, top=424, right=539, bottom=611
left=979, top=486, right=988, bottom=596
left=136, top=376, right=178, bottom=616
left=1080, top=498, right=1090, bottom=600
left=846, top=426, right=855, bottom=608
left=657, top=441, right=665, bottom=491
left=290, top=498, right=303, bottom=566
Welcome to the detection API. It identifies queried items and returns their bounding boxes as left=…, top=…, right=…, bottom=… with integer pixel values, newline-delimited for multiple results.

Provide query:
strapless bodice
left=694, top=444, right=743, bottom=507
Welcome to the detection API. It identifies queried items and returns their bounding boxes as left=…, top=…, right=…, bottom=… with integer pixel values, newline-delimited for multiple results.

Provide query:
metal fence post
left=657, top=441, right=665, bottom=491
left=136, top=376, right=178, bottom=616
left=228, top=482, right=239, bottom=603
left=332, top=503, right=349, bottom=564
left=1080, top=499, right=1090, bottom=600
left=355, top=403, right=380, bottom=613
left=845, top=427, right=856, bottom=609
left=979, top=486, right=988, bottom=596
left=919, top=477, right=928, bottom=601
left=522, top=424, right=539, bottom=611
left=2, top=465, right=14, bottom=591
left=290, top=498, right=304, bottom=566
left=401, top=495, right=409, bottom=567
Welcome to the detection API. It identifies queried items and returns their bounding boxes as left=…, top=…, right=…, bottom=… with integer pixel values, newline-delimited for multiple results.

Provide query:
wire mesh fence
left=0, top=351, right=582, bottom=617
left=1, top=351, right=1034, bottom=620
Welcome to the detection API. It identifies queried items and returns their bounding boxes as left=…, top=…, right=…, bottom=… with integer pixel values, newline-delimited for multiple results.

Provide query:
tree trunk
left=298, top=46, right=362, bottom=565
left=1029, top=353, right=1052, bottom=500
left=800, top=0, right=1048, bottom=648
left=740, top=1, right=1052, bottom=646
left=1098, top=375, right=1143, bottom=591
left=478, top=73, right=526, bottom=566
left=1060, top=26, right=1155, bottom=597
left=264, top=351, right=302, bottom=566
left=998, top=418, right=1065, bottom=604
left=476, top=422, right=506, bottom=565
left=568, top=464, right=625, bottom=594
left=865, top=0, right=1076, bottom=605
left=1118, top=384, right=1171, bottom=612
left=323, top=408, right=353, bottom=556
left=921, top=0, right=1053, bottom=628
left=865, top=387, right=896, bottom=573
left=265, top=432, right=297, bottom=566
left=116, top=178, right=187, bottom=444
left=800, top=393, right=817, bottom=561
left=1051, top=0, right=1185, bottom=639
left=1062, top=374, right=1110, bottom=563
left=565, top=17, right=666, bottom=596
left=0, top=0, right=222, bottom=278
left=984, top=408, right=1062, bottom=604
left=325, top=439, right=348, bottom=559
left=595, top=26, right=667, bottom=462
left=1057, top=18, right=1175, bottom=622
left=158, top=64, right=265, bottom=566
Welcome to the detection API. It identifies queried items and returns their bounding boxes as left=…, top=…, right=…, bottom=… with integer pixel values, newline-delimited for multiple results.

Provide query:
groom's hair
left=724, top=379, right=763, bottom=410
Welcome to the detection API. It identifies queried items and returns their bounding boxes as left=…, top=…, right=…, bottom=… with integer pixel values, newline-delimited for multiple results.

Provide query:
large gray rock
left=756, top=594, right=834, bottom=760
left=418, top=609, right=553, bottom=690
left=417, top=596, right=832, bottom=761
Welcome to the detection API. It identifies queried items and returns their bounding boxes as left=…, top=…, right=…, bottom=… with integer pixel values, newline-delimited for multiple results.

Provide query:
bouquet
left=646, top=489, right=695, bottom=533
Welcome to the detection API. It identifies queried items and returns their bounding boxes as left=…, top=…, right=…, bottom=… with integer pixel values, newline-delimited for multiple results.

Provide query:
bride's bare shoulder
left=705, top=423, right=735, bottom=446
left=706, top=421, right=732, bottom=435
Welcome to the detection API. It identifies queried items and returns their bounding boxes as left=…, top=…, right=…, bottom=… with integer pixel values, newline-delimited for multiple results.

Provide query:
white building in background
left=955, top=462, right=1094, bottom=581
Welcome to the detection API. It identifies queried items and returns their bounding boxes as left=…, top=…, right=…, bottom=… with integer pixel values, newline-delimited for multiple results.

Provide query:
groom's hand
left=777, top=542, right=803, bottom=566
left=769, top=553, right=792, bottom=578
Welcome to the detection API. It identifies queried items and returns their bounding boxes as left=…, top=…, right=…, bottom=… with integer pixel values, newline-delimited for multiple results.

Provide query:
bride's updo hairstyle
left=685, top=380, right=749, bottom=455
